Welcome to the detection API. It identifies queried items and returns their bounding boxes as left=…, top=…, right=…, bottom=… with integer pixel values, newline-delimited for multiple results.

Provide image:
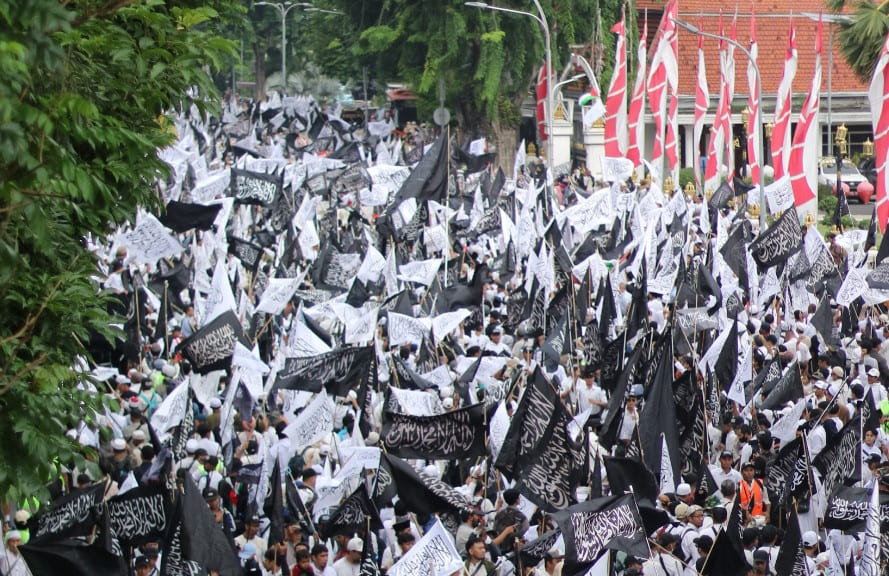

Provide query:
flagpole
left=444, top=125, right=450, bottom=289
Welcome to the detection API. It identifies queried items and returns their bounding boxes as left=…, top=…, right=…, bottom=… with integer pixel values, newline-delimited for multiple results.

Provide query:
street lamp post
left=675, top=18, right=765, bottom=229
left=255, top=1, right=314, bottom=93
left=465, top=1, right=553, bottom=173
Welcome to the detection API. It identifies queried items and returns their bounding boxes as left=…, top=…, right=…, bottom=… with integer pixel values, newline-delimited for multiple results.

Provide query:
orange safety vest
left=740, top=479, right=764, bottom=516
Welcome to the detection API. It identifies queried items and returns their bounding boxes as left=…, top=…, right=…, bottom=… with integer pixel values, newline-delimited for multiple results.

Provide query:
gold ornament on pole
left=863, top=138, right=874, bottom=158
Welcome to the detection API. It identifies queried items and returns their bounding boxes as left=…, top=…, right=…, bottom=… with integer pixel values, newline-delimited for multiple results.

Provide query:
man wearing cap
left=574, top=367, right=607, bottom=420
left=109, top=437, right=134, bottom=484
left=236, top=514, right=268, bottom=562
left=617, top=386, right=642, bottom=453
left=0, top=530, right=28, bottom=576
left=203, top=486, right=236, bottom=543
left=333, top=536, right=362, bottom=576
left=642, top=533, right=683, bottom=576
left=541, top=547, right=563, bottom=576
left=739, top=461, right=769, bottom=525
left=484, top=325, right=510, bottom=356
left=710, top=451, right=742, bottom=488
left=134, top=554, right=152, bottom=576
left=751, top=549, right=771, bottom=576
left=801, top=531, right=819, bottom=573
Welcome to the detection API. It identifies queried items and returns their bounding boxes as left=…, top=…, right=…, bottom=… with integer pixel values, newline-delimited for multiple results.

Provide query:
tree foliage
left=828, top=0, right=889, bottom=82
left=0, top=0, right=234, bottom=502
left=307, top=0, right=601, bottom=130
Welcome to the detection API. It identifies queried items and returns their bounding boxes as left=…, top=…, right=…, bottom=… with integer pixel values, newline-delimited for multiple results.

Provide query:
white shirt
left=333, top=558, right=360, bottom=576
left=709, top=465, right=742, bottom=489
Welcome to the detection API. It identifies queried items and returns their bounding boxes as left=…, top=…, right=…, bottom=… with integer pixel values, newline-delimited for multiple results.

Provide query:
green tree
left=306, top=0, right=607, bottom=168
left=828, top=0, right=889, bottom=82
left=0, top=0, right=234, bottom=502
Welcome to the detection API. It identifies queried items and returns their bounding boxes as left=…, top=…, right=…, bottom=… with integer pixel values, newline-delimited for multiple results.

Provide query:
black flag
left=602, top=456, right=659, bottom=503
left=382, top=403, right=487, bottom=459
left=231, top=167, right=283, bottom=206
left=178, top=475, right=241, bottom=575
left=713, top=319, right=739, bottom=389
left=813, top=412, right=862, bottom=499
left=324, top=484, right=380, bottom=539
left=638, top=336, right=679, bottom=485
left=265, top=460, right=285, bottom=547
left=21, top=540, right=126, bottom=576
left=177, top=311, right=245, bottom=374
left=749, top=206, right=803, bottom=270
left=275, top=346, right=374, bottom=394
left=759, top=364, right=804, bottom=410
left=381, top=453, right=471, bottom=516
left=599, top=344, right=645, bottom=450
left=552, top=495, right=648, bottom=576
left=774, top=507, right=807, bottom=576
left=159, top=200, right=221, bottom=232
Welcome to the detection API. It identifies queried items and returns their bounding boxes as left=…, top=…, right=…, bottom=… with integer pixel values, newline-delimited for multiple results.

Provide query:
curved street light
left=255, top=2, right=340, bottom=92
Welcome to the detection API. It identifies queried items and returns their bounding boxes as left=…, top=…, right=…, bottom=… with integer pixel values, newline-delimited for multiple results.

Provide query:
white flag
left=398, top=258, right=442, bottom=286
left=282, top=393, right=335, bottom=447
left=860, top=480, right=881, bottom=576
left=357, top=245, right=386, bottom=285
left=769, top=399, right=807, bottom=448
left=388, top=520, right=464, bottom=576
left=201, top=259, right=237, bottom=327
left=150, top=379, right=190, bottom=436
left=256, top=276, right=301, bottom=315
left=122, top=212, right=182, bottom=265
left=345, top=306, right=378, bottom=345
left=660, top=433, right=675, bottom=494
left=232, top=342, right=270, bottom=375
left=727, top=348, right=751, bottom=405
left=387, top=312, right=431, bottom=348
left=432, top=309, right=472, bottom=342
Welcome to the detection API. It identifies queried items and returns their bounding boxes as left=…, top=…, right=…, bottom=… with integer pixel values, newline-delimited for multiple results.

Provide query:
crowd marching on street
left=13, top=2, right=889, bottom=575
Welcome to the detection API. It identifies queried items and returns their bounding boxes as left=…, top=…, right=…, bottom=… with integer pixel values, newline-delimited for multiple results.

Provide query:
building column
left=550, top=99, right=574, bottom=169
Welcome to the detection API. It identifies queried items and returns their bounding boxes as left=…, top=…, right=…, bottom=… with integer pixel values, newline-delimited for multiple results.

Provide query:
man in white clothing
left=333, top=536, right=362, bottom=576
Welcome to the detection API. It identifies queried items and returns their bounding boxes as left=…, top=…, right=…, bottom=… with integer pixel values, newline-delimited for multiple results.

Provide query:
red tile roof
left=636, top=0, right=866, bottom=96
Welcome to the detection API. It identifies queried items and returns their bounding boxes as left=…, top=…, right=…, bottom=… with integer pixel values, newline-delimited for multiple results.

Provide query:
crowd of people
left=5, top=89, right=887, bottom=576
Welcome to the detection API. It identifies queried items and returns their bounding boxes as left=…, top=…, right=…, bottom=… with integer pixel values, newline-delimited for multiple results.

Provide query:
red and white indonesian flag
left=646, top=0, right=678, bottom=183
left=604, top=17, right=628, bottom=157
left=694, top=31, right=710, bottom=189
left=869, top=30, right=889, bottom=232
left=747, top=14, right=762, bottom=188
left=663, top=0, right=680, bottom=184
left=536, top=61, right=549, bottom=141
left=704, top=15, right=729, bottom=194
left=627, top=18, right=647, bottom=169
left=772, top=20, right=798, bottom=180
left=789, top=14, right=822, bottom=216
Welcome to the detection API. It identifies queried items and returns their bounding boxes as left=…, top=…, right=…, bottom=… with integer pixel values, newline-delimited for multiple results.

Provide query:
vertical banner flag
left=868, top=29, right=889, bottom=232
left=772, top=19, right=799, bottom=180
left=747, top=12, right=762, bottom=188
left=694, top=29, right=710, bottom=190
left=788, top=13, right=823, bottom=216
left=627, top=17, right=648, bottom=170
left=604, top=15, right=628, bottom=158
left=536, top=61, right=549, bottom=142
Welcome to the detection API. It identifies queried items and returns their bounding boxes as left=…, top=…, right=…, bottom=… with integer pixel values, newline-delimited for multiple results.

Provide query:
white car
left=818, top=157, right=869, bottom=201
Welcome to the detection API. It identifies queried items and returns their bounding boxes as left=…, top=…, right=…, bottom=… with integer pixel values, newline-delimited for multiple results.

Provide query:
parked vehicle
left=818, top=157, right=870, bottom=202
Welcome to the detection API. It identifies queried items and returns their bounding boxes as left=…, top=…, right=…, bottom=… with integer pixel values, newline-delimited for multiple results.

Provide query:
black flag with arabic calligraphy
left=749, top=206, right=802, bottom=270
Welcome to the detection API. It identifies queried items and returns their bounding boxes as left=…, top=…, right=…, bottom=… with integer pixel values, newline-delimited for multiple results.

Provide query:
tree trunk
left=455, top=100, right=519, bottom=177
left=253, top=40, right=266, bottom=101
